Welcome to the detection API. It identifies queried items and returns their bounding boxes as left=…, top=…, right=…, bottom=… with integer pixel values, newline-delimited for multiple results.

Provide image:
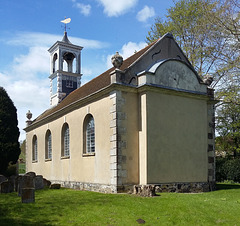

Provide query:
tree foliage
left=147, top=0, right=240, bottom=82
left=216, top=85, right=240, bottom=157
left=216, top=157, right=240, bottom=182
left=0, top=87, right=21, bottom=175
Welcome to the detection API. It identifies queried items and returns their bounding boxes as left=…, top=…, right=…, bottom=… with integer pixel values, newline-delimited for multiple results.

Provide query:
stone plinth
left=133, top=185, right=156, bottom=197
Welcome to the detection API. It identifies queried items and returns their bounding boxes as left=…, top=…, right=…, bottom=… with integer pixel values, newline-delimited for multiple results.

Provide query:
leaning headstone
left=50, top=184, right=61, bottom=189
left=21, top=188, right=35, bottom=203
left=35, top=175, right=44, bottom=190
left=0, top=175, right=7, bottom=184
left=0, top=181, right=14, bottom=193
left=43, top=178, right=51, bottom=188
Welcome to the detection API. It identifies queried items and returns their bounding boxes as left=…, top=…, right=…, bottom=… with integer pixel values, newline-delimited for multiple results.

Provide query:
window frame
left=61, top=123, right=70, bottom=158
left=83, top=114, right=95, bottom=156
left=45, top=130, right=52, bottom=161
left=32, top=135, right=38, bottom=162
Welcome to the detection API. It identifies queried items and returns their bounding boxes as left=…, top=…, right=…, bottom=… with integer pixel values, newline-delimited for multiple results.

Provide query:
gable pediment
left=137, top=59, right=207, bottom=94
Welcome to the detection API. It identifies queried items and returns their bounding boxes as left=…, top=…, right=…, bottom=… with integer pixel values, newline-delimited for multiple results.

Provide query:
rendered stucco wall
left=26, top=94, right=113, bottom=187
left=146, top=91, right=208, bottom=183
left=120, top=91, right=139, bottom=185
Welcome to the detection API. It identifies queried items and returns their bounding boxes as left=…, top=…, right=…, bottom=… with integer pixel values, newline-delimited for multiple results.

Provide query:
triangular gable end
left=111, top=33, right=202, bottom=87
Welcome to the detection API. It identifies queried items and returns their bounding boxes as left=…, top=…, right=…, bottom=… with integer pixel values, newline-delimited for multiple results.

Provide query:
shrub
left=216, top=157, right=227, bottom=182
left=223, top=158, right=240, bottom=182
left=4, top=163, right=17, bottom=177
left=216, top=157, right=240, bottom=183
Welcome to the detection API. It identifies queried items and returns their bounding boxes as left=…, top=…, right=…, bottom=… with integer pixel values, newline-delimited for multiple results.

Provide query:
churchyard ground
left=0, top=183, right=240, bottom=225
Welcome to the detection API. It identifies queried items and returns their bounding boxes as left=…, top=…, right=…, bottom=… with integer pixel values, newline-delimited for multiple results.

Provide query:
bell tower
left=48, top=21, right=83, bottom=106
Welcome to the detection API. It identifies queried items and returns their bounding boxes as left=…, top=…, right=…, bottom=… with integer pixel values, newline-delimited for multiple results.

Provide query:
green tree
left=146, top=0, right=240, bottom=83
left=216, top=85, right=240, bottom=157
left=147, top=0, right=224, bottom=78
left=0, top=87, right=21, bottom=175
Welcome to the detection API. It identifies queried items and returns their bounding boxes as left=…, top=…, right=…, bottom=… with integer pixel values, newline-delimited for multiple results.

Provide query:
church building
left=24, top=31, right=216, bottom=193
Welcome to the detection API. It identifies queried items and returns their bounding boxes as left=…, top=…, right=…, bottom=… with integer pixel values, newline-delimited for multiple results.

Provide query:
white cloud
left=107, top=41, right=147, bottom=68
left=82, top=67, right=93, bottom=77
left=12, top=46, right=49, bottom=79
left=121, top=41, right=147, bottom=59
left=136, top=6, right=155, bottom=22
left=97, top=0, right=138, bottom=17
left=73, top=2, right=91, bottom=16
left=6, top=31, right=109, bottom=49
left=2, top=75, right=50, bottom=141
left=1, top=46, right=50, bottom=141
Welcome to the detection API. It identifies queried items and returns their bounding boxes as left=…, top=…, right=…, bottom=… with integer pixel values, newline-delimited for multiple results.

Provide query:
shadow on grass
left=216, top=183, right=240, bottom=190
left=0, top=192, right=53, bottom=225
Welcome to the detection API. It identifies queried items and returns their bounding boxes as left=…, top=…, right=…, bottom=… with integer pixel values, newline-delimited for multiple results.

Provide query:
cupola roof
left=62, top=31, right=71, bottom=44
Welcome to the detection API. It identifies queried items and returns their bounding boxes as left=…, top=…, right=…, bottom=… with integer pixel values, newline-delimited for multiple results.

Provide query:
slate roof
left=33, top=40, right=157, bottom=123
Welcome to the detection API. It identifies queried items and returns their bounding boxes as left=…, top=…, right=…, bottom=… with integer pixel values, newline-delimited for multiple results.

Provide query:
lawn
left=0, top=184, right=240, bottom=225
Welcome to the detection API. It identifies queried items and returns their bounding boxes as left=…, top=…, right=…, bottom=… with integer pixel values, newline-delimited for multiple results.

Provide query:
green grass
left=1, top=184, right=240, bottom=225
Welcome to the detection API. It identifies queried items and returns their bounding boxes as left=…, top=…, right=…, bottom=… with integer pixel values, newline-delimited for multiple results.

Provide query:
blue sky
left=0, top=0, right=174, bottom=141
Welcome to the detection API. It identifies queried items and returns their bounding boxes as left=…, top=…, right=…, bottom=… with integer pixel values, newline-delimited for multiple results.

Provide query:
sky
left=0, top=0, right=174, bottom=141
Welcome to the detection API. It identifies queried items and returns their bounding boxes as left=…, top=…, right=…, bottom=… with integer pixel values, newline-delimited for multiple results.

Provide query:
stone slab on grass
left=50, top=184, right=61, bottom=189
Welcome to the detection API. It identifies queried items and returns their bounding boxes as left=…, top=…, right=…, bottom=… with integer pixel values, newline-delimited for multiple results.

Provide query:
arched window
left=45, top=130, right=52, bottom=160
left=83, top=114, right=95, bottom=154
left=32, top=135, right=38, bottom=161
left=61, top=123, right=70, bottom=157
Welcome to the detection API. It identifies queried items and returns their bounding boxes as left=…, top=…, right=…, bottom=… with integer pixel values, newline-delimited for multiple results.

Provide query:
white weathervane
left=61, top=17, right=71, bottom=32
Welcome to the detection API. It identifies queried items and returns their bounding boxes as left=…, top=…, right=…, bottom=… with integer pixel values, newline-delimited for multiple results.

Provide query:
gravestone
left=50, top=184, right=61, bottom=189
left=18, top=175, right=35, bottom=196
left=17, top=175, right=23, bottom=196
left=43, top=178, right=51, bottom=188
left=35, top=175, right=44, bottom=190
left=21, top=188, right=35, bottom=203
left=25, top=172, right=36, bottom=178
left=9, top=175, right=17, bottom=192
left=0, top=181, right=14, bottom=193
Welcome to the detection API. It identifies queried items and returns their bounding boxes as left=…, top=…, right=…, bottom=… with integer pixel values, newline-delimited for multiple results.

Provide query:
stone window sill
left=61, top=156, right=70, bottom=160
left=45, top=158, right=52, bottom=162
left=32, top=160, right=38, bottom=163
left=82, top=153, right=95, bottom=157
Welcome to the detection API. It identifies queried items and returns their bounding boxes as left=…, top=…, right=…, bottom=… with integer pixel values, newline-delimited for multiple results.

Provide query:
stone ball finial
left=203, top=74, right=213, bottom=86
left=111, top=52, right=123, bottom=69
left=26, top=110, right=32, bottom=120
